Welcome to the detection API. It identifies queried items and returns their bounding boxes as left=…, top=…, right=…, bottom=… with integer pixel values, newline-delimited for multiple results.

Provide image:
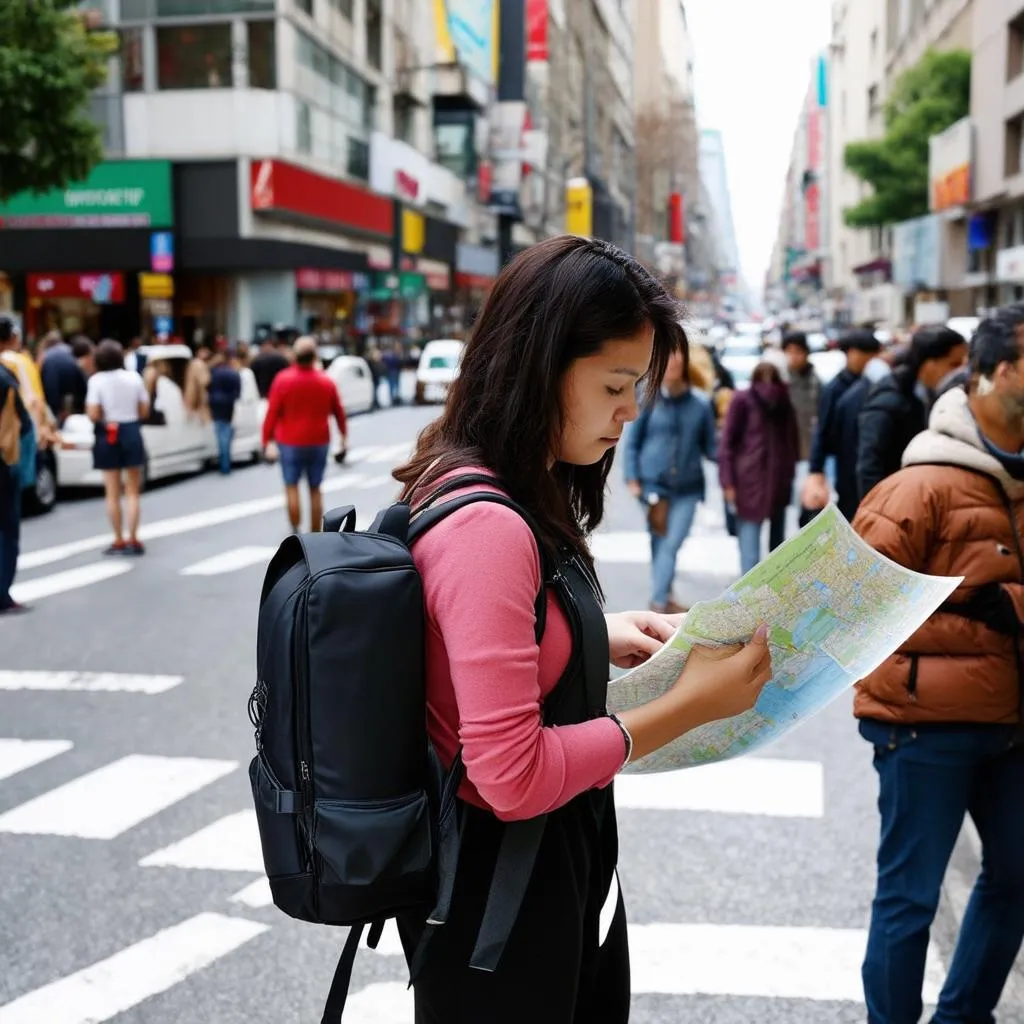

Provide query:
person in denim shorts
left=86, top=340, right=150, bottom=555
left=262, top=336, right=348, bottom=533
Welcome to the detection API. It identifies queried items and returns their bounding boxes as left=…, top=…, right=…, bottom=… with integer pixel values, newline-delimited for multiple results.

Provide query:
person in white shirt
left=85, top=340, right=150, bottom=555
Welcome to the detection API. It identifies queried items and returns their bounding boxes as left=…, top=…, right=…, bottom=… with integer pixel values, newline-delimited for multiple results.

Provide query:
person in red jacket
left=262, top=335, right=348, bottom=533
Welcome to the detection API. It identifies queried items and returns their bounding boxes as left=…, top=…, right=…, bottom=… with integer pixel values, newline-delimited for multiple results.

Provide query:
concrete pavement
left=1, top=403, right=1020, bottom=1023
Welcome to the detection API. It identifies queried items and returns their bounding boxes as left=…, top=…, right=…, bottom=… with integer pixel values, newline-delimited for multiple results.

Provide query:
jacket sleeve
left=718, top=393, right=746, bottom=491
left=701, top=399, right=718, bottom=462
left=852, top=476, right=936, bottom=571
left=856, top=388, right=897, bottom=501
left=808, top=380, right=835, bottom=473
left=261, top=375, right=282, bottom=446
left=623, top=404, right=651, bottom=481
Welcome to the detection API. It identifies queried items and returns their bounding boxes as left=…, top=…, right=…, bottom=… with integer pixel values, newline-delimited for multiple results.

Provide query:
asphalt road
left=1, top=403, right=1021, bottom=1024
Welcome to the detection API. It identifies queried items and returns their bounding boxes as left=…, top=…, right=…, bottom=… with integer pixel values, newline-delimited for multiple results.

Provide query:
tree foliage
left=0, top=0, right=117, bottom=201
left=843, top=48, right=971, bottom=228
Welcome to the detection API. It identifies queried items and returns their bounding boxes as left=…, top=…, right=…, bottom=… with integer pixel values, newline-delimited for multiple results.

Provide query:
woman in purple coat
left=719, top=361, right=800, bottom=575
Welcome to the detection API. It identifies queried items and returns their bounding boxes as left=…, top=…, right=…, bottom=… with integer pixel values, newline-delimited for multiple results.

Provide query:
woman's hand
left=606, top=610, right=676, bottom=669
left=670, top=624, right=773, bottom=723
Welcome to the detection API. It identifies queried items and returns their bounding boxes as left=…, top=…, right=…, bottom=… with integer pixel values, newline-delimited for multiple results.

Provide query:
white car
left=326, top=355, right=376, bottom=416
left=415, top=339, right=464, bottom=404
left=57, top=344, right=263, bottom=487
left=720, top=335, right=764, bottom=390
left=809, top=349, right=847, bottom=384
left=947, top=316, right=980, bottom=342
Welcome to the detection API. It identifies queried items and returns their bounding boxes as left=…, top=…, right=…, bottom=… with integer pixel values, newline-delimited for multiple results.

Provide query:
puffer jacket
left=852, top=388, right=1024, bottom=725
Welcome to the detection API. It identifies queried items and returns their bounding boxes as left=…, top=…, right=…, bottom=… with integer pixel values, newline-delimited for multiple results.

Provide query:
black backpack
left=248, top=474, right=558, bottom=1022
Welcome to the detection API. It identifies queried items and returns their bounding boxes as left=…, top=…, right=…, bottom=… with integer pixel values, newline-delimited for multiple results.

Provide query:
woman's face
left=555, top=326, right=654, bottom=466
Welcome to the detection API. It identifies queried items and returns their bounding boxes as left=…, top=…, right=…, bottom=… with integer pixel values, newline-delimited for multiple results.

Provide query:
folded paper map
left=607, top=504, right=962, bottom=774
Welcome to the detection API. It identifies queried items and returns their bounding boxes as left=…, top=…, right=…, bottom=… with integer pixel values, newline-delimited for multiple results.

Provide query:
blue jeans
left=859, top=720, right=1024, bottom=1024
left=648, top=494, right=699, bottom=605
left=0, top=462, right=21, bottom=609
left=214, top=420, right=234, bottom=475
left=736, top=508, right=786, bottom=575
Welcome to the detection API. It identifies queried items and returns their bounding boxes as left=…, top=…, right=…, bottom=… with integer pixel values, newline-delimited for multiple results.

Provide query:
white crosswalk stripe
left=0, top=913, right=268, bottom=1024
left=0, top=671, right=183, bottom=694
left=10, top=562, right=133, bottom=604
left=180, top=546, right=277, bottom=576
left=0, top=754, right=237, bottom=839
left=140, top=809, right=263, bottom=871
left=0, top=739, right=73, bottom=783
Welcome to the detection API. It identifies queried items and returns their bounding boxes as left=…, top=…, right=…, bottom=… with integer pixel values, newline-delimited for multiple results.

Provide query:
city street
left=0, top=403, right=1020, bottom=1024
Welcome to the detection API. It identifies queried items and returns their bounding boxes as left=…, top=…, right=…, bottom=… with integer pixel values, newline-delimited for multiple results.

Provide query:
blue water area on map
left=846, top=547, right=858, bottom=565
left=791, top=607, right=841, bottom=648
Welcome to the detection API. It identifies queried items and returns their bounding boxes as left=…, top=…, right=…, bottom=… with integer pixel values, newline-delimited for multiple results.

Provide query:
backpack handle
left=322, top=505, right=357, bottom=534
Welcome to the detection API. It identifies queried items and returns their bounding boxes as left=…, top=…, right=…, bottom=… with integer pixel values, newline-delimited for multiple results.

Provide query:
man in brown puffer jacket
left=852, top=306, right=1024, bottom=1024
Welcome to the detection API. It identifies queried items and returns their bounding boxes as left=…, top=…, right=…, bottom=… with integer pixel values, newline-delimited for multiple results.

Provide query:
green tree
left=0, top=0, right=117, bottom=202
left=843, top=48, right=971, bottom=228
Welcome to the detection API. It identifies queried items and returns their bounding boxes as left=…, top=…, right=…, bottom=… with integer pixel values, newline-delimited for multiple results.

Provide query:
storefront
left=295, top=267, right=371, bottom=343
left=453, top=242, right=498, bottom=331
left=26, top=272, right=129, bottom=339
left=0, top=160, right=175, bottom=343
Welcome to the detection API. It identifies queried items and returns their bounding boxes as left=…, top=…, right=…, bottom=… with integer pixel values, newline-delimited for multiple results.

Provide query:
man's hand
left=606, top=610, right=676, bottom=669
left=724, top=487, right=736, bottom=505
left=263, top=442, right=278, bottom=464
left=801, top=473, right=830, bottom=510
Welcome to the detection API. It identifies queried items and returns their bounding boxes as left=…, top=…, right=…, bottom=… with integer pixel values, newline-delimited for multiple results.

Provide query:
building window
left=296, top=0, right=312, bottom=15
left=248, top=21, right=275, bottom=89
left=366, top=0, right=382, bottom=70
left=364, top=84, right=376, bottom=132
left=122, top=0, right=273, bottom=14
left=347, top=136, right=369, bottom=180
left=1006, top=114, right=1024, bottom=177
left=119, top=28, right=145, bottom=91
left=297, top=100, right=313, bottom=153
left=434, top=111, right=476, bottom=178
left=868, top=84, right=880, bottom=118
left=1009, top=11, right=1024, bottom=82
left=394, top=102, right=414, bottom=145
left=156, top=24, right=232, bottom=89
left=331, top=0, right=353, bottom=16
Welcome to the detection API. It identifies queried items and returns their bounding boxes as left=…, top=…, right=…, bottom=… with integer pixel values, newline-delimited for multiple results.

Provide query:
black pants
left=398, top=791, right=629, bottom=1023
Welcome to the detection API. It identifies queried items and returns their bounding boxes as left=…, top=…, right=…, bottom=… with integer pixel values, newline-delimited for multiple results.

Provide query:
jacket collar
left=902, top=387, right=1024, bottom=499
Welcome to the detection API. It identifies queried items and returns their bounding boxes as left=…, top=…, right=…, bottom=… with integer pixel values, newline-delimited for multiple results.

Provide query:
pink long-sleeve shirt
left=411, top=476, right=625, bottom=821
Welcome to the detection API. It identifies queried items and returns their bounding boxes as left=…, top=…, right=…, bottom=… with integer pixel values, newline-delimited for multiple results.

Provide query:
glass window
left=434, top=115, right=475, bottom=178
left=363, top=83, right=376, bottom=131
left=366, top=0, right=382, bottom=70
left=296, top=31, right=313, bottom=69
left=120, top=27, right=145, bottom=92
left=248, top=21, right=275, bottom=89
left=313, top=40, right=330, bottom=80
left=156, top=24, right=232, bottom=89
left=347, top=136, right=369, bottom=180
left=296, top=0, right=312, bottom=14
left=346, top=68, right=361, bottom=123
left=153, top=0, right=273, bottom=12
left=297, top=100, right=313, bottom=153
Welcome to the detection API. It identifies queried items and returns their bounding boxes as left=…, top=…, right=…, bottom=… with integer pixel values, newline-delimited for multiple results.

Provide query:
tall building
left=631, top=0, right=697, bottom=290
left=699, top=129, right=742, bottom=301
left=0, top=1, right=506, bottom=342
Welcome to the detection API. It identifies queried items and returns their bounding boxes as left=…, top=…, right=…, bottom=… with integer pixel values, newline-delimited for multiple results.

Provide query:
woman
left=719, top=361, right=799, bottom=575
left=85, top=340, right=149, bottom=555
left=391, top=235, right=774, bottom=1021
left=622, top=347, right=718, bottom=613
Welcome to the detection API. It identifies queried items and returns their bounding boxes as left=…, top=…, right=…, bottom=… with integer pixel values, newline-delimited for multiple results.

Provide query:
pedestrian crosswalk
left=0, top=659, right=952, bottom=1022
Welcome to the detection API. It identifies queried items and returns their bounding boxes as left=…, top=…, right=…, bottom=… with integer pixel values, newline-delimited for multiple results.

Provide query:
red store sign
left=250, top=159, right=393, bottom=239
left=28, top=272, right=126, bottom=304
left=295, top=268, right=370, bottom=293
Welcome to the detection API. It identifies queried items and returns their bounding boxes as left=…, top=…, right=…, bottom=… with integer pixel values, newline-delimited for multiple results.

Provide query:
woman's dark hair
left=94, top=339, right=125, bottom=373
left=394, top=234, right=686, bottom=570
left=905, top=324, right=965, bottom=379
left=750, top=361, right=783, bottom=386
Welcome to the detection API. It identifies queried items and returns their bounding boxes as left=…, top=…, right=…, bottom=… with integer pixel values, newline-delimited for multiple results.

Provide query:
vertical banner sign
left=435, top=0, right=496, bottom=84
left=566, top=177, right=593, bottom=237
left=668, top=193, right=684, bottom=244
left=805, top=109, right=821, bottom=253
left=150, top=231, right=174, bottom=272
left=527, top=0, right=548, bottom=61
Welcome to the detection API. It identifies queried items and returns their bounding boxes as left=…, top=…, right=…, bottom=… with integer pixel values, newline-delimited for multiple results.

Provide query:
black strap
left=322, top=505, right=357, bottom=534
left=469, top=815, right=547, bottom=971
left=320, top=923, right=364, bottom=1024
left=408, top=489, right=549, bottom=645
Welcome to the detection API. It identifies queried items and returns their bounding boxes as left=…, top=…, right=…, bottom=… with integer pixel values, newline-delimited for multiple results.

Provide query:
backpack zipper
left=294, top=589, right=315, bottom=842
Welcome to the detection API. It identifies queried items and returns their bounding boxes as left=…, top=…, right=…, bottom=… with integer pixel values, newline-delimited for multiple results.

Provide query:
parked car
left=57, top=344, right=263, bottom=488
left=415, top=339, right=464, bottom=404
left=326, top=355, right=375, bottom=416
left=947, top=316, right=980, bottom=342
left=719, top=334, right=764, bottom=389
left=22, top=442, right=58, bottom=515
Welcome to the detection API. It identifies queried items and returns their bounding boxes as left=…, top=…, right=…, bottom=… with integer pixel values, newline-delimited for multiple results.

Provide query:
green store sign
left=0, top=161, right=173, bottom=229
left=369, top=272, right=427, bottom=301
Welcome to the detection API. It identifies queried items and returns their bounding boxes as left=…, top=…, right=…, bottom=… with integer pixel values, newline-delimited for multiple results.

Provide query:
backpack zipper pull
left=301, top=760, right=310, bottom=782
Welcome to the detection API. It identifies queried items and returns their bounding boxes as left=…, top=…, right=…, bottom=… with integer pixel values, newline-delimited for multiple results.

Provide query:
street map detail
left=607, top=504, right=962, bottom=774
